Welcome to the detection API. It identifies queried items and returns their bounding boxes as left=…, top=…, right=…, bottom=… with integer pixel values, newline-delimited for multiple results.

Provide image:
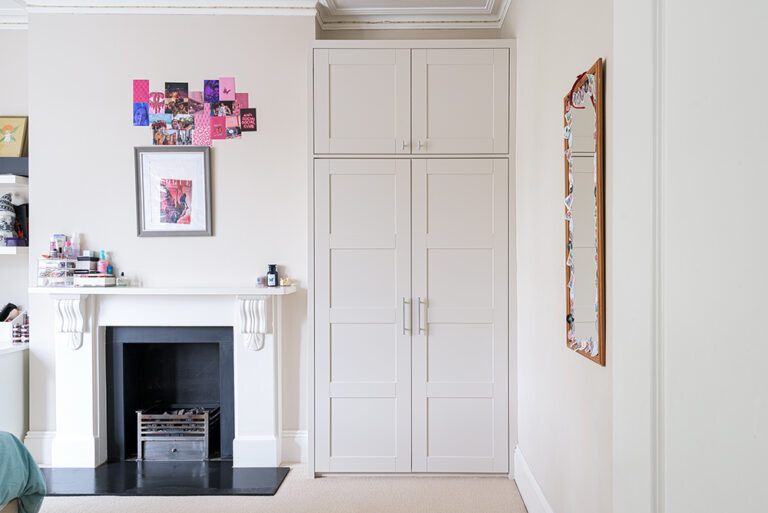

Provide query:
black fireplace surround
left=106, top=327, right=235, bottom=462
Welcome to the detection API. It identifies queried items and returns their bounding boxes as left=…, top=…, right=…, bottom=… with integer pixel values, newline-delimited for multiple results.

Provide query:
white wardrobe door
left=314, top=49, right=411, bottom=155
left=412, top=49, right=509, bottom=155
left=412, top=158, right=509, bottom=473
left=314, top=159, right=412, bottom=472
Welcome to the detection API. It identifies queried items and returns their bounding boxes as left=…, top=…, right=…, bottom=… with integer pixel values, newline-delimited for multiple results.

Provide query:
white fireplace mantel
left=28, top=286, right=296, bottom=468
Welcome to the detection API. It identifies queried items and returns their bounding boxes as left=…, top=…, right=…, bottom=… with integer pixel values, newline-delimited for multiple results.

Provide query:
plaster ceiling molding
left=23, top=0, right=317, bottom=16
left=3, top=0, right=513, bottom=30
left=316, top=0, right=512, bottom=30
left=0, top=0, right=28, bottom=29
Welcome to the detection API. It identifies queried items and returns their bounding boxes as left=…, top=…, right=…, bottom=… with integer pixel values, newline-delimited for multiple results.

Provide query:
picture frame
left=134, top=146, right=212, bottom=237
left=0, top=117, right=28, bottom=158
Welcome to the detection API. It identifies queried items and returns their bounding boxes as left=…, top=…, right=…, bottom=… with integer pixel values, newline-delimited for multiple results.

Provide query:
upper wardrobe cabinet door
left=412, top=49, right=509, bottom=154
left=314, top=49, right=411, bottom=155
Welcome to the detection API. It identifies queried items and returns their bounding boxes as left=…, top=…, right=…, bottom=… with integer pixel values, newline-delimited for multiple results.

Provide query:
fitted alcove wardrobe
left=308, top=40, right=516, bottom=475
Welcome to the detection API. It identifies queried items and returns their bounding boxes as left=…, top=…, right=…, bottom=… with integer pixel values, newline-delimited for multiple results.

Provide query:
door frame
left=308, top=39, right=517, bottom=477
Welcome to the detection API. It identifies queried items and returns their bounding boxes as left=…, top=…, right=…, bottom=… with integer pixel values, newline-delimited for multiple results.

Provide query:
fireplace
left=27, top=287, right=295, bottom=468
left=106, top=327, right=234, bottom=462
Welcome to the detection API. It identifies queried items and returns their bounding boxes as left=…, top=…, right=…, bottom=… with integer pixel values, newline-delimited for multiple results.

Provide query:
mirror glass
left=564, top=60, right=605, bottom=365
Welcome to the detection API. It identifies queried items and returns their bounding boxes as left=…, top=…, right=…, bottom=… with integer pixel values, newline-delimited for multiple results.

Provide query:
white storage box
left=0, top=311, right=25, bottom=345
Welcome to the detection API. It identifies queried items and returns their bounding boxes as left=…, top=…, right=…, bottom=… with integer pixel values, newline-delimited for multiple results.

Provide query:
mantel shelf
left=28, top=285, right=296, bottom=296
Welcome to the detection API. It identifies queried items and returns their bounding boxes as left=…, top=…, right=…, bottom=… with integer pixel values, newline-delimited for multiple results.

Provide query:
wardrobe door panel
left=314, top=49, right=410, bottom=154
left=412, top=159, right=509, bottom=473
left=314, top=159, right=412, bottom=473
left=412, top=49, right=509, bottom=154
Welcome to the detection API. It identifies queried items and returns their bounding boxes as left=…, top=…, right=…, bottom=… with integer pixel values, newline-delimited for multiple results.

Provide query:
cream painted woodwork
left=412, top=49, right=509, bottom=154
left=314, top=158, right=508, bottom=473
left=313, top=47, right=508, bottom=155
left=314, top=159, right=412, bottom=472
left=313, top=49, right=411, bottom=155
left=411, top=159, right=508, bottom=473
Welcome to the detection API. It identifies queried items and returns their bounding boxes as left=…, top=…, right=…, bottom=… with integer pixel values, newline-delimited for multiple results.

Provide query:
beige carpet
left=40, top=465, right=527, bottom=513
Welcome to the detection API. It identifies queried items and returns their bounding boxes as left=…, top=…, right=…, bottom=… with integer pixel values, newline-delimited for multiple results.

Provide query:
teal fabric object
left=0, top=432, right=46, bottom=513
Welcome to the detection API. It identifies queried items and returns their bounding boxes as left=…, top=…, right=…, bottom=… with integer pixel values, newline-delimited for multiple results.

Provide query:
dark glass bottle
left=267, top=264, right=279, bottom=287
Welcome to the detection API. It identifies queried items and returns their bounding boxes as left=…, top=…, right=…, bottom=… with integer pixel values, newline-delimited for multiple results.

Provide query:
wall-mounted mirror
left=564, top=59, right=605, bottom=366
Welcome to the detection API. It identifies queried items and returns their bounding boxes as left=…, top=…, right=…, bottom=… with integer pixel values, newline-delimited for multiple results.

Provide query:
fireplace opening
left=106, top=327, right=234, bottom=462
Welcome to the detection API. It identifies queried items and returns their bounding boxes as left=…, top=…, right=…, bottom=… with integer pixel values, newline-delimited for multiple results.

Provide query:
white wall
left=0, top=30, right=29, bottom=312
left=613, top=1, right=768, bottom=511
left=26, top=14, right=315, bottom=455
left=501, top=1, right=612, bottom=512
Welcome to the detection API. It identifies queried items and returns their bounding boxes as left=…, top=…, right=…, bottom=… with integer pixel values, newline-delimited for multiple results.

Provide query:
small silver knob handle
left=401, top=140, right=409, bottom=150
left=418, top=140, right=425, bottom=150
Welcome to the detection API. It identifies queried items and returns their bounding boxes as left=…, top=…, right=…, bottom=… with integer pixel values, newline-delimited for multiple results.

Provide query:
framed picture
left=134, top=146, right=212, bottom=237
left=0, top=117, right=28, bottom=158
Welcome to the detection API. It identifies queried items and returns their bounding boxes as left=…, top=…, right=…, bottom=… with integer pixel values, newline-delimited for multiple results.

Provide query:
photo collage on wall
left=132, top=78, right=257, bottom=146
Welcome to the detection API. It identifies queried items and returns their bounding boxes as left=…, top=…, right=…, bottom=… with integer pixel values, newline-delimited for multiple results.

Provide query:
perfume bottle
left=267, top=264, right=278, bottom=287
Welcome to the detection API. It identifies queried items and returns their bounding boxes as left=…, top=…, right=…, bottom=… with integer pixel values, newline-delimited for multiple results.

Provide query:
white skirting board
left=24, top=431, right=54, bottom=466
left=281, top=430, right=308, bottom=464
left=513, top=446, right=555, bottom=513
left=25, top=430, right=308, bottom=466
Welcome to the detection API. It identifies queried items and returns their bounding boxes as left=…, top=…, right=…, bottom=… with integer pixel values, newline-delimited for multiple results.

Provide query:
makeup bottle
left=71, top=233, right=81, bottom=258
left=267, top=264, right=278, bottom=287
left=97, top=250, right=109, bottom=274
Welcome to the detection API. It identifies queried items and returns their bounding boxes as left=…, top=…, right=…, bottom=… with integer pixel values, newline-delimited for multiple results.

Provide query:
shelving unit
left=1, top=173, right=29, bottom=256
left=0, top=174, right=28, bottom=187
left=0, top=158, right=28, bottom=177
left=0, top=247, right=27, bottom=255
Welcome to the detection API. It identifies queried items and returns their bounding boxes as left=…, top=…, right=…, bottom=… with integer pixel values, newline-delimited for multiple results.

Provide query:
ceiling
left=0, top=0, right=512, bottom=30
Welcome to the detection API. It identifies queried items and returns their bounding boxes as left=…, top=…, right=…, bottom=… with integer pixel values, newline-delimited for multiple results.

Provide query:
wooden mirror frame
left=564, top=58, right=605, bottom=366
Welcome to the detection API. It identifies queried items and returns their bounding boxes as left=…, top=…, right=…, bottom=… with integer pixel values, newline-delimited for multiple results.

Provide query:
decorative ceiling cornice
left=0, top=0, right=28, bottom=29
left=0, top=0, right=512, bottom=31
left=316, top=0, right=511, bottom=30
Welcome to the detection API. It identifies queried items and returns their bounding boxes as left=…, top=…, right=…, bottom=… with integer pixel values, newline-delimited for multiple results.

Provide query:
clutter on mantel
left=37, top=233, right=133, bottom=288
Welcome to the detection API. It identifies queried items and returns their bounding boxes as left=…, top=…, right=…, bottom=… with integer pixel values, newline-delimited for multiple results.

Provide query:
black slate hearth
left=42, top=461, right=289, bottom=496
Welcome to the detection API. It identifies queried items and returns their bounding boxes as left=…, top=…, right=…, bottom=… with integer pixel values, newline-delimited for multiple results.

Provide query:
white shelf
left=0, top=174, right=28, bottom=187
left=0, top=344, right=28, bottom=357
left=28, top=284, right=297, bottom=296
left=0, top=246, right=28, bottom=255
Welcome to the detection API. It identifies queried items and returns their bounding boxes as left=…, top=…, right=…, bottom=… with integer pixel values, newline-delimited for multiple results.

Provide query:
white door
left=314, top=159, right=412, bottom=472
left=412, top=49, right=509, bottom=155
left=411, top=158, right=509, bottom=473
left=314, top=49, right=411, bottom=155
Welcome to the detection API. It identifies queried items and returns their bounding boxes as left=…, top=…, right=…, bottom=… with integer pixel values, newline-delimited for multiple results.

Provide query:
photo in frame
left=134, top=146, right=211, bottom=236
left=0, top=117, right=28, bottom=158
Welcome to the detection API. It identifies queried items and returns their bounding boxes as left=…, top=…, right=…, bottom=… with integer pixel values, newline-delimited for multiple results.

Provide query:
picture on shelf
left=0, top=117, right=28, bottom=158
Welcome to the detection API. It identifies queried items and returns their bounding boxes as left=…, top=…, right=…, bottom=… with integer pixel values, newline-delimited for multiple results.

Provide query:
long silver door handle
left=402, top=297, right=411, bottom=335
left=418, top=297, right=426, bottom=335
